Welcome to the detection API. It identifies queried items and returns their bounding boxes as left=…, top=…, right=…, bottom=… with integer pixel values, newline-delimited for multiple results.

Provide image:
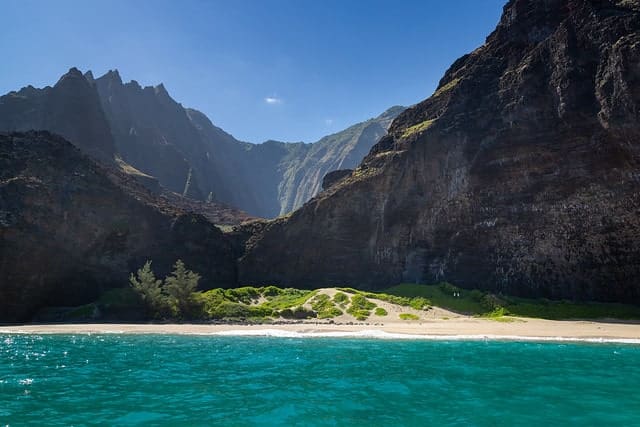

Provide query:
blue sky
left=0, top=0, right=505, bottom=143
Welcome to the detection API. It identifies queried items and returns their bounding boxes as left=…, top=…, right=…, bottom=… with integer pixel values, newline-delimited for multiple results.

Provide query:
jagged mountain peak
left=101, top=69, right=123, bottom=85
left=83, top=70, right=95, bottom=83
left=154, top=82, right=169, bottom=96
left=55, top=67, right=89, bottom=86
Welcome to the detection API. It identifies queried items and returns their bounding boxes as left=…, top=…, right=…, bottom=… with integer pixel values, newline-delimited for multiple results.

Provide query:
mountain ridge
left=0, top=68, right=403, bottom=217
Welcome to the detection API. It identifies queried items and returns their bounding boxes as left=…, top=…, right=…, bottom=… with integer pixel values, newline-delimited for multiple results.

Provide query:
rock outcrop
left=239, top=0, right=640, bottom=303
left=0, top=131, right=237, bottom=321
left=322, top=169, right=353, bottom=190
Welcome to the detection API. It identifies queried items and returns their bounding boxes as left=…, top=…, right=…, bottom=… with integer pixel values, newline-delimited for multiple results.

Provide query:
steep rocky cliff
left=0, top=131, right=236, bottom=321
left=239, top=0, right=640, bottom=303
left=277, top=106, right=404, bottom=214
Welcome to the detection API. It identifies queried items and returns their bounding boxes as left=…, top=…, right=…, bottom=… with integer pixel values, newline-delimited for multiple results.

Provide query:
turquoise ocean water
left=1, top=333, right=639, bottom=426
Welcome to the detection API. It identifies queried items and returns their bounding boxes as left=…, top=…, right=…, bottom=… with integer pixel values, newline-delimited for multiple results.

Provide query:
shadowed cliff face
left=0, top=68, right=116, bottom=163
left=239, top=0, right=640, bottom=303
left=0, top=132, right=236, bottom=322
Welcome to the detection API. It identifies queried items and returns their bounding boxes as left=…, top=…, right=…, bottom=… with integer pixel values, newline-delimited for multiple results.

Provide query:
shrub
left=209, top=302, right=251, bottom=319
left=409, top=297, right=430, bottom=310
left=309, top=294, right=342, bottom=318
left=346, top=294, right=377, bottom=320
left=438, top=282, right=460, bottom=295
left=401, top=119, right=436, bottom=138
left=225, top=287, right=261, bottom=304
left=481, top=294, right=506, bottom=311
left=262, top=289, right=317, bottom=310
left=318, top=307, right=343, bottom=319
left=279, top=308, right=294, bottom=318
left=350, top=294, right=376, bottom=310
left=399, top=313, right=420, bottom=321
left=374, top=307, right=388, bottom=316
left=310, top=294, right=331, bottom=310
left=280, top=306, right=316, bottom=319
left=333, top=292, right=349, bottom=305
left=469, top=289, right=485, bottom=301
left=482, top=307, right=511, bottom=318
left=349, top=310, right=370, bottom=321
left=260, top=285, right=283, bottom=297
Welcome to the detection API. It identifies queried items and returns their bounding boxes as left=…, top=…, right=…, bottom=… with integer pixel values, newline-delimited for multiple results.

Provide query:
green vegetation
left=223, top=286, right=261, bottom=304
left=260, top=288, right=317, bottom=311
left=310, top=294, right=343, bottom=319
left=433, top=77, right=461, bottom=97
left=318, top=307, right=343, bottom=319
left=195, top=287, right=316, bottom=320
left=374, top=307, right=388, bottom=316
left=124, top=267, right=640, bottom=323
left=66, top=303, right=98, bottom=320
left=336, top=287, right=431, bottom=310
left=333, top=292, right=349, bottom=306
left=128, top=259, right=201, bottom=319
left=96, top=288, right=141, bottom=313
left=345, top=294, right=377, bottom=320
left=129, top=261, right=166, bottom=316
left=401, top=119, right=436, bottom=138
left=279, top=306, right=316, bottom=319
left=501, top=298, right=640, bottom=320
left=384, top=283, right=485, bottom=314
left=164, top=260, right=201, bottom=318
left=399, top=313, right=420, bottom=321
left=384, top=283, right=640, bottom=320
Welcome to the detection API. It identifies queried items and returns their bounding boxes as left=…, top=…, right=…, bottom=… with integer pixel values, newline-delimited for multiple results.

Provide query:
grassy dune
left=60, top=282, right=640, bottom=323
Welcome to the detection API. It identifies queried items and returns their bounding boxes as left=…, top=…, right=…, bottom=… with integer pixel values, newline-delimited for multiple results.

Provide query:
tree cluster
left=129, top=260, right=200, bottom=319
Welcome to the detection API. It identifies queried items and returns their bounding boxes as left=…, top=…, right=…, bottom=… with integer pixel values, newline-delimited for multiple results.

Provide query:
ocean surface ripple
left=1, top=334, right=639, bottom=426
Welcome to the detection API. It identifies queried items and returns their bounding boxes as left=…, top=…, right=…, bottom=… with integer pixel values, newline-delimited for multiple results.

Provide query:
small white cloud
left=264, top=96, right=282, bottom=105
left=324, top=119, right=333, bottom=126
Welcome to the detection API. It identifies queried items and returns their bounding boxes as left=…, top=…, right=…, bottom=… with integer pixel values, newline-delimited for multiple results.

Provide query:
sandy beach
left=1, top=317, right=639, bottom=343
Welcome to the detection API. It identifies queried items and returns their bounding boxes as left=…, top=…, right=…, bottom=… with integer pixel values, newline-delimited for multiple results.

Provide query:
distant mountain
left=95, top=69, right=403, bottom=216
left=277, top=106, right=404, bottom=214
left=0, top=69, right=403, bottom=217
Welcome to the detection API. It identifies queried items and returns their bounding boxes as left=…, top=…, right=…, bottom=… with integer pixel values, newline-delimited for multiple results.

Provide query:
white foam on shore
left=210, top=329, right=640, bottom=344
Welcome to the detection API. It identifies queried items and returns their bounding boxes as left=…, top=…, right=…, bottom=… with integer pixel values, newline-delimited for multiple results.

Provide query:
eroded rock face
left=0, top=132, right=236, bottom=321
left=239, top=0, right=640, bottom=303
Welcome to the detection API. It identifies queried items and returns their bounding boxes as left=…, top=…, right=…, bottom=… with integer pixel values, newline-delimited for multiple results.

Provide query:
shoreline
left=1, top=317, right=640, bottom=344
